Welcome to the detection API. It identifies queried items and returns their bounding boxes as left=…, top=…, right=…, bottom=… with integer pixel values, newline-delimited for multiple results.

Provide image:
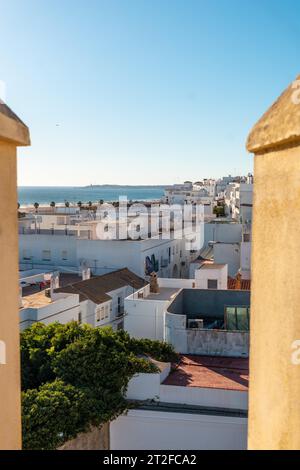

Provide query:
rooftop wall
left=167, top=289, right=250, bottom=320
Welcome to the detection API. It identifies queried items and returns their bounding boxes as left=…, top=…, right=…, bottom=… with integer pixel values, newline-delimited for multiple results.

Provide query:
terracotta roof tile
left=163, top=355, right=249, bottom=391
left=228, top=277, right=251, bottom=290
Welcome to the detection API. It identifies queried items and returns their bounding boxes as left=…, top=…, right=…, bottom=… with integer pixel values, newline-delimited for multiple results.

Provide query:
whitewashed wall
left=110, top=410, right=247, bottom=450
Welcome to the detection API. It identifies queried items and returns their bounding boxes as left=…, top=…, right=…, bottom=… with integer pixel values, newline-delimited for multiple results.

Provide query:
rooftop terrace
left=163, top=355, right=249, bottom=392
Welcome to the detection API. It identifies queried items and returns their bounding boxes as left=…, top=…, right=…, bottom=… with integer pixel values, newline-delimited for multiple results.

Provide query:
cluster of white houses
left=18, top=175, right=253, bottom=449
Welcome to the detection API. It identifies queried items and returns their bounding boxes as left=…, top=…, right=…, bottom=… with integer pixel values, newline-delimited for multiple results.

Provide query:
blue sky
left=1, top=0, right=300, bottom=186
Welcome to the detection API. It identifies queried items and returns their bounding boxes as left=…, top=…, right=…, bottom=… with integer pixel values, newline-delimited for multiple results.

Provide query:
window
left=105, top=304, right=109, bottom=319
left=225, top=306, right=250, bottom=331
left=42, top=250, right=51, bottom=261
left=78, top=312, right=82, bottom=324
left=207, top=279, right=218, bottom=289
left=96, top=304, right=110, bottom=322
left=96, top=306, right=104, bottom=322
left=61, top=250, right=68, bottom=260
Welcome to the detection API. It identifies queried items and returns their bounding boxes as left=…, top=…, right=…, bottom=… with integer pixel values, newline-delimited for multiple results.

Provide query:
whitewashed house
left=20, top=268, right=146, bottom=331
left=110, top=355, right=248, bottom=450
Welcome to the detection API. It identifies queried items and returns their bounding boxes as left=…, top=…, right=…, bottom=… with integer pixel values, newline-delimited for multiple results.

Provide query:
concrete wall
left=110, top=409, right=247, bottom=450
left=126, top=365, right=171, bottom=401
left=240, top=241, right=251, bottom=277
left=124, top=296, right=168, bottom=340
left=160, top=384, right=248, bottom=411
left=58, top=424, right=109, bottom=450
left=19, top=234, right=77, bottom=268
left=167, top=288, right=250, bottom=319
left=185, top=329, right=249, bottom=357
left=165, top=312, right=249, bottom=356
left=20, top=294, right=80, bottom=330
left=0, top=143, right=22, bottom=449
left=0, top=109, right=30, bottom=449
left=246, top=75, right=300, bottom=449
left=204, top=222, right=242, bottom=246
left=213, top=242, right=240, bottom=276
left=126, top=368, right=248, bottom=411
left=195, top=264, right=228, bottom=289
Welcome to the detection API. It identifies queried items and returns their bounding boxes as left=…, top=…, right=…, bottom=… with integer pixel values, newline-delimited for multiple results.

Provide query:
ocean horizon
left=18, top=185, right=166, bottom=206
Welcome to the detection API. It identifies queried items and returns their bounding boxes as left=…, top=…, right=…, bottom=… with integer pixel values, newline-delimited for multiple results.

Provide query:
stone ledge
left=0, top=103, right=30, bottom=146
left=246, top=74, right=300, bottom=154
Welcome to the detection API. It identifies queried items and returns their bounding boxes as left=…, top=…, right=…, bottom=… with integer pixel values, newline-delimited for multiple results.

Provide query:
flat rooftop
left=199, top=263, right=226, bottom=270
left=22, top=273, right=82, bottom=297
left=21, top=291, right=52, bottom=309
left=145, top=287, right=180, bottom=302
left=163, top=355, right=249, bottom=392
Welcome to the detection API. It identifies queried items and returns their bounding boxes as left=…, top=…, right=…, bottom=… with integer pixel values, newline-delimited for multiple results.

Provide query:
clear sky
left=1, top=0, right=300, bottom=186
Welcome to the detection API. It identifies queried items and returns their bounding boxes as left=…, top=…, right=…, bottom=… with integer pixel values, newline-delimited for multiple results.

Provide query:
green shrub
left=21, top=322, right=178, bottom=449
left=22, top=380, right=96, bottom=450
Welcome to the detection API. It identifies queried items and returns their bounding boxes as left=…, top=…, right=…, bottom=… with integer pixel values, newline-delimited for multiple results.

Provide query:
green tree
left=22, top=380, right=97, bottom=450
left=21, top=322, right=89, bottom=390
left=21, top=322, right=178, bottom=449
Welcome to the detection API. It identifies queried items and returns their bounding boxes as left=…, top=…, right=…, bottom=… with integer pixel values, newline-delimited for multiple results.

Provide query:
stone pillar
left=0, top=104, right=30, bottom=449
left=247, top=75, right=300, bottom=450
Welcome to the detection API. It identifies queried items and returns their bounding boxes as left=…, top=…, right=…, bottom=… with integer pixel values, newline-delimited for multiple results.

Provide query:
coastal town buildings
left=20, top=268, right=146, bottom=331
left=224, top=177, right=253, bottom=224
left=125, top=277, right=250, bottom=354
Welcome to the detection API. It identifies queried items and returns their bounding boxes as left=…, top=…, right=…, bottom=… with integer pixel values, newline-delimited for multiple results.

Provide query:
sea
left=18, top=186, right=165, bottom=206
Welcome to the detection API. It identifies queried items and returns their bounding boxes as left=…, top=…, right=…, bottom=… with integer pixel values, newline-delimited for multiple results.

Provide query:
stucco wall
left=248, top=147, right=300, bottom=449
left=0, top=143, right=21, bottom=449
left=58, top=424, right=109, bottom=450
left=110, top=409, right=247, bottom=450
left=204, top=223, right=242, bottom=246
left=213, top=242, right=240, bottom=277
left=165, top=312, right=249, bottom=357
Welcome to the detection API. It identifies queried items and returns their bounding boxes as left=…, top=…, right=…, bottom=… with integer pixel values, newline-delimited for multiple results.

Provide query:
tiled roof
left=228, top=277, right=251, bottom=290
left=55, top=268, right=147, bottom=304
left=163, top=355, right=249, bottom=392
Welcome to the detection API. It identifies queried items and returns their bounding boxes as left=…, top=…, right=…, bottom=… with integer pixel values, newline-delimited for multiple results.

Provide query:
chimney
left=150, top=272, right=159, bottom=293
left=82, top=267, right=91, bottom=281
left=235, top=272, right=242, bottom=290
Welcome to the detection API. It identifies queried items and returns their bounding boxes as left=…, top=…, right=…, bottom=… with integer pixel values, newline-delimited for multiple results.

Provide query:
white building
left=20, top=268, right=146, bottom=331
left=110, top=355, right=248, bottom=450
left=163, top=180, right=215, bottom=207
left=193, top=263, right=228, bottom=289
left=19, top=231, right=201, bottom=280
left=20, top=290, right=81, bottom=330
left=165, top=288, right=250, bottom=356
left=225, top=180, right=253, bottom=224
left=124, top=265, right=248, bottom=344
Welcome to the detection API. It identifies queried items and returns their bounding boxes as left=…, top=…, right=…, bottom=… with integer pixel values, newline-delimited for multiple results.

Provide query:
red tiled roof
left=228, top=277, right=251, bottom=290
left=163, top=355, right=249, bottom=392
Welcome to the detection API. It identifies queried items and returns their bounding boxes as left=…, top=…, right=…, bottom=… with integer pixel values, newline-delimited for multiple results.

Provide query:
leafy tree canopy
left=21, top=322, right=178, bottom=449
